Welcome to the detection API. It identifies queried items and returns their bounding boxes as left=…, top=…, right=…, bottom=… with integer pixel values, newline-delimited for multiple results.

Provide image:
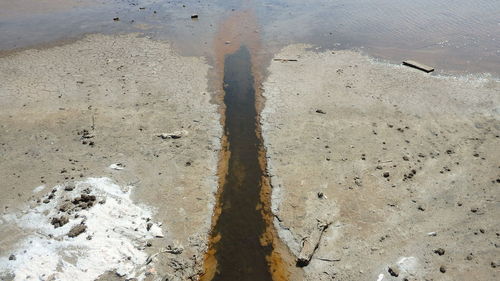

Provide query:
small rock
left=68, top=224, right=87, bottom=238
left=388, top=266, right=399, bottom=277
left=434, top=248, right=445, bottom=256
left=402, top=155, right=409, bottom=161
left=354, top=178, right=362, bottom=186
left=80, top=194, right=96, bottom=202
left=191, top=14, right=198, bottom=19
left=315, top=109, right=326, bottom=114
left=59, top=202, right=72, bottom=212
left=113, top=17, right=120, bottom=21
left=8, top=254, right=16, bottom=261
left=51, top=215, right=69, bottom=228
left=439, top=265, right=446, bottom=273
left=383, top=172, right=390, bottom=178
left=64, top=183, right=75, bottom=191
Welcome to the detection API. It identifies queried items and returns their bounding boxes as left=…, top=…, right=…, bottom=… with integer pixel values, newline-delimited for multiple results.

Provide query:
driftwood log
left=296, top=220, right=331, bottom=267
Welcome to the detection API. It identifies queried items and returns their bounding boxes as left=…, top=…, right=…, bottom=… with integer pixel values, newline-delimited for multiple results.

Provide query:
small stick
left=316, top=257, right=341, bottom=262
left=273, top=58, right=298, bottom=62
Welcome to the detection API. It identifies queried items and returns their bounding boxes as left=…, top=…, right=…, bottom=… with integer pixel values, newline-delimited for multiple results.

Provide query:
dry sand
left=262, top=45, right=499, bottom=281
left=0, top=34, right=221, bottom=280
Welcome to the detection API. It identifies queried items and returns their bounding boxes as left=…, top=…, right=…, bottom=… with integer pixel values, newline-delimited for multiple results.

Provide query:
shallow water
left=0, top=0, right=498, bottom=75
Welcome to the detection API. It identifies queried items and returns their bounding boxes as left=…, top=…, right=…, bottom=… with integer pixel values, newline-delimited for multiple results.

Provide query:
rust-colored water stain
left=199, top=5, right=303, bottom=281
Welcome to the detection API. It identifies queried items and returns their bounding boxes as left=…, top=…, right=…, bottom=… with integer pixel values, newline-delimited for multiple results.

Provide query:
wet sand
left=0, top=0, right=92, bottom=19
left=262, top=45, right=499, bottom=281
left=0, top=34, right=221, bottom=280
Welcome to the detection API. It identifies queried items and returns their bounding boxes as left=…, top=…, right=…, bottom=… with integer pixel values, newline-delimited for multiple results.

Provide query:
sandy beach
left=0, top=34, right=221, bottom=281
left=262, top=45, right=499, bottom=281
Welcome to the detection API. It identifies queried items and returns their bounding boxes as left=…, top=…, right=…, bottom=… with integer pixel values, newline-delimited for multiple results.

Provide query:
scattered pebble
left=388, top=266, right=399, bottom=277
left=68, top=223, right=87, bottom=238
left=434, top=248, right=445, bottom=256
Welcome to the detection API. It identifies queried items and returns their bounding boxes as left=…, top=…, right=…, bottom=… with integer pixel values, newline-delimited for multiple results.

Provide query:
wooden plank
left=402, top=60, right=434, bottom=73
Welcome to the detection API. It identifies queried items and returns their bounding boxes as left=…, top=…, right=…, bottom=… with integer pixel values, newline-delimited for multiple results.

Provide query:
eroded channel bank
left=262, top=45, right=500, bottom=281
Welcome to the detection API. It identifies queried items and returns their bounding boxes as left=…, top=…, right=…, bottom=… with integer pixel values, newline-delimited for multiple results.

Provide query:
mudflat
left=262, top=45, right=499, bottom=281
left=0, top=34, right=221, bottom=280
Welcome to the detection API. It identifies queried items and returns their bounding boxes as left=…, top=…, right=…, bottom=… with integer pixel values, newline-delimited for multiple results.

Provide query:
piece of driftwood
left=317, top=257, right=341, bottom=262
left=402, top=60, right=434, bottom=73
left=273, top=58, right=298, bottom=62
left=296, top=220, right=331, bottom=267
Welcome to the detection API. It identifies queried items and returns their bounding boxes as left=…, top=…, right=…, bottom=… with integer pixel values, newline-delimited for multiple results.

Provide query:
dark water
left=210, top=45, right=273, bottom=280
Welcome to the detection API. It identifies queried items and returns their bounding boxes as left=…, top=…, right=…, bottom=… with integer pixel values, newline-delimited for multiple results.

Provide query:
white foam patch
left=0, top=177, right=162, bottom=281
